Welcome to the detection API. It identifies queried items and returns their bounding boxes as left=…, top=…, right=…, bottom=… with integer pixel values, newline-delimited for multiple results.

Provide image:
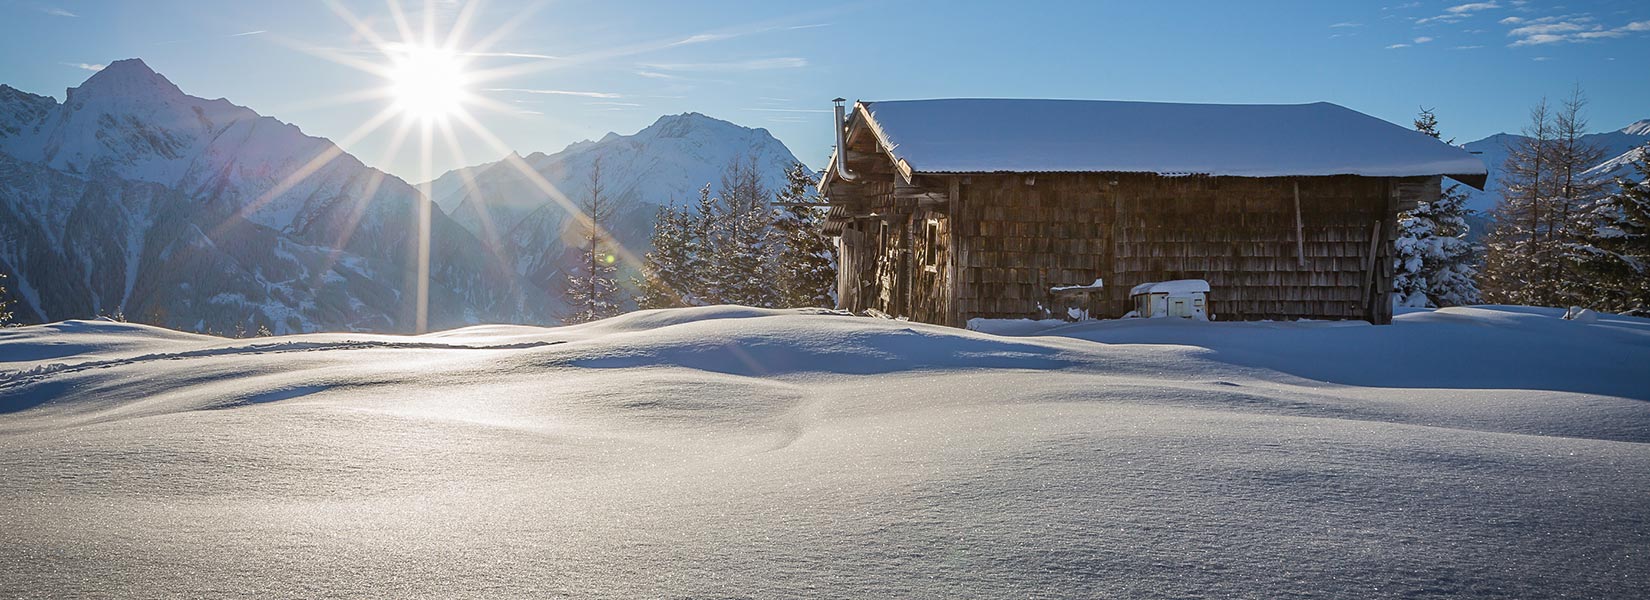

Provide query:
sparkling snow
left=2, top=306, right=1647, bottom=598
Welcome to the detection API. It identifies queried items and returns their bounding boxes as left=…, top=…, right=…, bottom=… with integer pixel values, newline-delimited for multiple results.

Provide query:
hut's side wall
left=834, top=173, right=1401, bottom=325
left=949, top=173, right=1396, bottom=324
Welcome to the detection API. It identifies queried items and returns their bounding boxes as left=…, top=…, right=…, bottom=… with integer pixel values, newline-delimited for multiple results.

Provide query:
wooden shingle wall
left=950, top=173, right=1397, bottom=323
left=835, top=172, right=1406, bottom=325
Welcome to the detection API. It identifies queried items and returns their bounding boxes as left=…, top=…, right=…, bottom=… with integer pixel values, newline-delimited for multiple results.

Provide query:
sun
left=385, top=44, right=470, bottom=122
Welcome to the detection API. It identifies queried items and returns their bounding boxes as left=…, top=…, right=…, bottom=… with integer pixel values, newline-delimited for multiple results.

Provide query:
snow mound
left=2, top=306, right=1647, bottom=597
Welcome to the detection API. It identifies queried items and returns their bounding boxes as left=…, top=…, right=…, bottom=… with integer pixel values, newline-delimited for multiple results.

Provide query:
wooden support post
left=1293, top=181, right=1305, bottom=268
left=1362, top=220, right=1382, bottom=321
left=1109, top=191, right=1123, bottom=314
left=946, top=177, right=962, bottom=327
left=1375, top=183, right=1402, bottom=325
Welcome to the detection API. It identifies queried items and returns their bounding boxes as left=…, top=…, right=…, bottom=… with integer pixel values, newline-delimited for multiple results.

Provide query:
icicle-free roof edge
left=849, top=98, right=1489, bottom=189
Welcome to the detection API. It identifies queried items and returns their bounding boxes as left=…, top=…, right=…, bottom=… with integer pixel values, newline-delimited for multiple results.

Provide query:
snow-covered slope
left=1620, top=118, right=1650, bottom=137
left=2, top=306, right=1647, bottom=597
left=1461, top=120, right=1650, bottom=214
left=0, top=59, right=541, bottom=332
left=420, top=112, right=801, bottom=304
left=424, top=113, right=799, bottom=215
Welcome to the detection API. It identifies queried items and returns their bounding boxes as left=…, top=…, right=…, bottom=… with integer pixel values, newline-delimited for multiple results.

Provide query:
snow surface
left=1129, top=278, right=1211, bottom=296
left=859, top=99, right=1488, bottom=182
left=3, top=305, right=1649, bottom=598
left=1050, top=278, right=1104, bottom=292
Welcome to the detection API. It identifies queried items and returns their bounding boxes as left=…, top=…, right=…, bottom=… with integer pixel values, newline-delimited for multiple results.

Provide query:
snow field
left=1, top=305, right=1647, bottom=598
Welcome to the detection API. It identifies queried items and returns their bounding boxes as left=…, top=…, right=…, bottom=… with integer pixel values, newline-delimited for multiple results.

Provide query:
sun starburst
left=385, top=44, right=471, bottom=123
left=260, top=0, right=684, bottom=332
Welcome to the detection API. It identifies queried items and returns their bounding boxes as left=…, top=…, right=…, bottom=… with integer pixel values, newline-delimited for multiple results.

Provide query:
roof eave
left=1446, top=173, right=1488, bottom=191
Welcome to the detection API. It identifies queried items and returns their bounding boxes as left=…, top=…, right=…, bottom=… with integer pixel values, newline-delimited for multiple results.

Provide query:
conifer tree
left=772, top=163, right=837, bottom=308
left=1576, top=144, right=1650, bottom=314
left=0, top=273, right=13, bottom=325
left=1393, top=108, right=1481, bottom=307
left=686, top=183, right=720, bottom=303
left=709, top=155, right=777, bottom=307
left=564, top=156, right=624, bottom=323
left=1483, top=89, right=1609, bottom=307
left=635, top=202, right=693, bottom=309
left=1421, top=183, right=1482, bottom=306
left=1482, top=99, right=1556, bottom=305
left=635, top=152, right=839, bottom=312
left=1549, top=86, right=1609, bottom=304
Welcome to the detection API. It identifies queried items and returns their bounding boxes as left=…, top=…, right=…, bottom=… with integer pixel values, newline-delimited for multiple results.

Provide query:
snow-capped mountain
left=1460, top=120, right=1650, bottom=215
left=420, top=112, right=802, bottom=303
left=425, top=113, right=799, bottom=215
left=0, top=59, right=541, bottom=332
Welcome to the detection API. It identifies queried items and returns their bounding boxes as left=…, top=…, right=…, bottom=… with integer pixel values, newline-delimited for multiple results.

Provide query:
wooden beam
left=1293, top=180, right=1305, bottom=268
left=1362, top=219, right=1382, bottom=320
left=893, top=180, right=949, bottom=204
left=946, top=176, right=962, bottom=327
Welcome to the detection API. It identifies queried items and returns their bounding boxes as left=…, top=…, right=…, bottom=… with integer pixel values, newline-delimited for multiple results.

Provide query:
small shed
left=818, top=98, right=1487, bottom=326
left=1131, top=280, right=1211, bottom=320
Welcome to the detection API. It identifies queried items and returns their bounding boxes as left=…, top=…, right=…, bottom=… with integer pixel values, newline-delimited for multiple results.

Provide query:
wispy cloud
left=639, top=57, right=808, bottom=71
left=484, top=88, right=623, bottom=99
left=230, top=30, right=267, bottom=37
left=665, top=21, right=830, bottom=48
left=669, top=33, right=733, bottom=46
left=464, top=51, right=561, bottom=60
left=1415, top=14, right=1464, bottom=25
left=1386, top=43, right=1412, bottom=49
left=1329, top=22, right=1362, bottom=28
left=64, top=62, right=104, bottom=72
left=1416, top=2, right=1501, bottom=25
left=1446, top=2, right=1500, bottom=14
left=39, top=6, right=75, bottom=17
left=1452, top=44, right=1485, bottom=49
left=1414, top=36, right=1435, bottom=43
left=634, top=70, right=682, bottom=80
left=588, top=101, right=642, bottom=107
left=1506, top=15, right=1650, bottom=46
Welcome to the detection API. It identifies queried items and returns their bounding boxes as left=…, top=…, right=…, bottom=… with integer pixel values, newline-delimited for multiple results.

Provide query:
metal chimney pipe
left=832, top=98, right=860, bottom=183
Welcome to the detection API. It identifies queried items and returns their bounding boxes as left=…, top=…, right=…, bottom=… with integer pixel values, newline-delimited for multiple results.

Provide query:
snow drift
left=2, top=306, right=1647, bottom=598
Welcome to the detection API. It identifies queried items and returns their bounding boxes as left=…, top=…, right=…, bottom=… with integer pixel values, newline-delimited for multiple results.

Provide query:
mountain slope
left=422, top=112, right=802, bottom=303
left=1460, top=120, right=1650, bottom=215
left=0, top=59, right=542, bottom=332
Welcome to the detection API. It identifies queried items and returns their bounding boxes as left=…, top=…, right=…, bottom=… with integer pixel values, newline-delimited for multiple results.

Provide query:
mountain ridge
left=1457, top=118, right=1649, bottom=216
left=0, top=58, right=537, bottom=332
left=418, top=108, right=803, bottom=307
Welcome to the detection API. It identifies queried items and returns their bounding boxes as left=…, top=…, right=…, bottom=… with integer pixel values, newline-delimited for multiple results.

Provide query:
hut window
left=923, top=218, right=939, bottom=266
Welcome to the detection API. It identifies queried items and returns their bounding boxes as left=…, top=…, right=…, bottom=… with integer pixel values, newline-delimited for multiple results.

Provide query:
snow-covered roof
left=1130, top=279, right=1211, bottom=296
left=852, top=99, right=1489, bottom=188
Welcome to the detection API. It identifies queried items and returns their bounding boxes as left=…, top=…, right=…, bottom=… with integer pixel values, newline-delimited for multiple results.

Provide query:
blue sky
left=1, top=0, right=1646, bottom=181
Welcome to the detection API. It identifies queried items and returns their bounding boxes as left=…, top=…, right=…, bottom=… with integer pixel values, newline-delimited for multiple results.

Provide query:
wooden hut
left=819, top=98, right=1488, bottom=327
